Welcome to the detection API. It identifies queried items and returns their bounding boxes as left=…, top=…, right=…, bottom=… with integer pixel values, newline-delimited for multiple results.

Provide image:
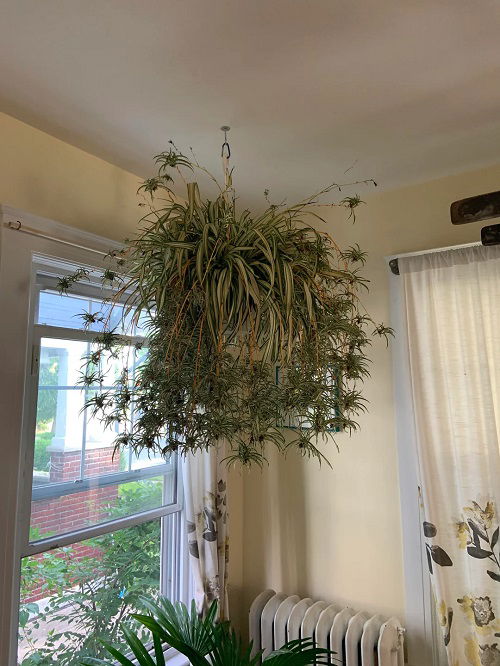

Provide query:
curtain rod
left=387, top=241, right=482, bottom=275
left=3, top=220, right=110, bottom=257
left=4, top=219, right=487, bottom=275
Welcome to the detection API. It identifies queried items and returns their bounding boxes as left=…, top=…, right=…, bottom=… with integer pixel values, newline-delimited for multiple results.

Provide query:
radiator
left=249, top=589, right=405, bottom=666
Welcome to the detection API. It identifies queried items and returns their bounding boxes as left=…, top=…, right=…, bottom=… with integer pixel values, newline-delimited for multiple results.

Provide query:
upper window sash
left=32, top=322, right=145, bottom=352
left=31, top=329, right=173, bottom=499
left=31, top=460, right=175, bottom=502
left=23, top=273, right=180, bottom=553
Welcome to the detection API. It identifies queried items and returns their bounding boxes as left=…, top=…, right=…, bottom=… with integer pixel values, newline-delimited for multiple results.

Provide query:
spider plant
left=61, top=147, right=392, bottom=466
left=80, top=598, right=334, bottom=666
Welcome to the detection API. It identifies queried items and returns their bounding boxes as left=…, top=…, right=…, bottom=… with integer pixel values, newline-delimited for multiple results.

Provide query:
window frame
left=0, top=205, right=189, bottom=666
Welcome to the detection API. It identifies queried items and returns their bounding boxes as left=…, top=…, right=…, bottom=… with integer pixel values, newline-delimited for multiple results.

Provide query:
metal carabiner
left=220, top=125, right=231, bottom=158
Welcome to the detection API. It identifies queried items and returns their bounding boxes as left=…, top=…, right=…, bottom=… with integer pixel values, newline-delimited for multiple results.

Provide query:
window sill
left=163, top=648, right=190, bottom=666
left=128, top=647, right=189, bottom=666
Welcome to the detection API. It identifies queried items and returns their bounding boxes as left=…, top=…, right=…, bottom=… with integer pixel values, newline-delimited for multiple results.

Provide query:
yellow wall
left=240, top=161, right=500, bottom=628
left=0, top=112, right=141, bottom=239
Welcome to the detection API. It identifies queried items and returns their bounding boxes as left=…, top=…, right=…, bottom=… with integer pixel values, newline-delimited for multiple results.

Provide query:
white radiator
left=249, top=589, right=405, bottom=666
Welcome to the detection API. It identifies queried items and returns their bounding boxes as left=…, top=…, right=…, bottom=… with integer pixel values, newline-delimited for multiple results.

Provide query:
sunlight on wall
left=241, top=159, right=500, bottom=629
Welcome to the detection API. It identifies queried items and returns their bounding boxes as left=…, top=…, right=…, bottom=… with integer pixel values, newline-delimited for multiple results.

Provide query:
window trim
left=0, top=205, right=189, bottom=666
left=31, top=466, right=175, bottom=502
left=24, top=502, right=182, bottom=557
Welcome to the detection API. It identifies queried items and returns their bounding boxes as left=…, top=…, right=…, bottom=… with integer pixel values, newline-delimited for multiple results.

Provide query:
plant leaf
left=120, top=624, right=156, bottom=666
left=152, top=633, right=166, bottom=666
left=97, top=641, right=137, bottom=666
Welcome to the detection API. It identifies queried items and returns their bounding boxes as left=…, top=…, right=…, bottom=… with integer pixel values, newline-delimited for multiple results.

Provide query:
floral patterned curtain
left=401, top=245, right=500, bottom=666
left=182, top=445, right=229, bottom=619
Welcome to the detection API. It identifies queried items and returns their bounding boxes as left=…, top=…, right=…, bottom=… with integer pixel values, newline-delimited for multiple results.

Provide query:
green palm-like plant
left=80, top=598, right=334, bottom=666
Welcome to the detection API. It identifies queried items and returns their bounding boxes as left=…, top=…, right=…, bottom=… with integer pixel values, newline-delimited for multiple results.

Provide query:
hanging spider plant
left=60, top=145, right=391, bottom=466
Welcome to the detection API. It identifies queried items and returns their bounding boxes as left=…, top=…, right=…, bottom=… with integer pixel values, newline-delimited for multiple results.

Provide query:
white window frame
left=0, top=205, right=189, bottom=666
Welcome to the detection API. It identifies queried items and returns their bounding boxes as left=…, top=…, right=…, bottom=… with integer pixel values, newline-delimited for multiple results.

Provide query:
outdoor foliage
left=33, top=352, right=60, bottom=472
left=36, top=353, right=59, bottom=427
left=81, top=597, right=335, bottom=666
left=33, top=432, right=52, bottom=473
left=60, top=148, right=392, bottom=466
left=19, top=479, right=162, bottom=666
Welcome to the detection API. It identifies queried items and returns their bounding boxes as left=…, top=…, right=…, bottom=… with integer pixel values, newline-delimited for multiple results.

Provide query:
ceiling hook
left=221, top=125, right=231, bottom=158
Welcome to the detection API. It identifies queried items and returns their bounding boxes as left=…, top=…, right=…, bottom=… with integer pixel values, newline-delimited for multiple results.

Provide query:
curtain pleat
left=182, top=445, right=229, bottom=619
left=401, top=245, right=500, bottom=665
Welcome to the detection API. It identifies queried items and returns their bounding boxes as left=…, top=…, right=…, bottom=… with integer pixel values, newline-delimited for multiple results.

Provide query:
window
left=15, top=267, right=186, bottom=664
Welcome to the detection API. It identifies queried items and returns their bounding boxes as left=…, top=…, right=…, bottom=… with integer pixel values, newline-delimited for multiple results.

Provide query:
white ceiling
left=1, top=0, right=500, bottom=205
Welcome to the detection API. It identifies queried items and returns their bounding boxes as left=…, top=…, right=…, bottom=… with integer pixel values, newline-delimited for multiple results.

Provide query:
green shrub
left=19, top=480, right=163, bottom=666
left=33, top=432, right=52, bottom=472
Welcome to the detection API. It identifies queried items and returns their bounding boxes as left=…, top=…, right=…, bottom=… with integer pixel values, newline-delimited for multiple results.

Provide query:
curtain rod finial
left=389, top=258, right=400, bottom=275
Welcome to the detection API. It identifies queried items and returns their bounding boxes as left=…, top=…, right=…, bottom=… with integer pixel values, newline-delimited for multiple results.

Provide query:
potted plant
left=80, top=598, right=334, bottom=666
left=61, top=146, right=391, bottom=466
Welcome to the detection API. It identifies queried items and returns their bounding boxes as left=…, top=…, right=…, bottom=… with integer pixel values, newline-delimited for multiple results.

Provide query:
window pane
left=19, top=278, right=183, bottom=666
left=30, top=473, right=175, bottom=542
left=19, top=520, right=162, bottom=666
left=38, top=290, right=90, bottom=329
left=38, top=289, right=135, bottom=334
left=31, top=337, right=176, bottom=541
left=82, top=387, right=126, bottom=477
left=34, top=340, right=87, bottom=486
left=33, top=338, right=142, bottom=485
left=131, top=447, right=168, bottom=470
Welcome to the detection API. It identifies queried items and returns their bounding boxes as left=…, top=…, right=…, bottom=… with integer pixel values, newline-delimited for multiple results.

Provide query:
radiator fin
left=287, top=598, right=313, bottom=642
left=261, top=593, right=287, bottom=657
left=249, top=590, right=405, bottom=666
left=274, top=595, right=300, bottom=649
left=315, top=604, right=339, bottom=650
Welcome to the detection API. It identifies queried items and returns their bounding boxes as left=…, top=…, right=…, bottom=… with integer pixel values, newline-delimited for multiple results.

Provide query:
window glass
left=19, top=521, right=162, bottom=666
left=30, top=475, right=174, bottom=542
left=30, top=336, right=175, bottom=542
left=130, top=447, right=167, bottom=470
left=38, top=290, right=134, bottom=334
left=38, top=290, right=90, bottom=330
left=34, top=339, right=87, bottom=484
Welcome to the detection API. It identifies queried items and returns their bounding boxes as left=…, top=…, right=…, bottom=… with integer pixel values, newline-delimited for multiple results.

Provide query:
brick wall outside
left=25, top=446, right=120, bottom=603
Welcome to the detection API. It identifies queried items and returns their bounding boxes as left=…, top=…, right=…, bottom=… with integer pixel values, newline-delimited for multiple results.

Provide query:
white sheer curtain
left=400, top=245, right=500, bottom=666
left=182, top=445, right=229, bottom=619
